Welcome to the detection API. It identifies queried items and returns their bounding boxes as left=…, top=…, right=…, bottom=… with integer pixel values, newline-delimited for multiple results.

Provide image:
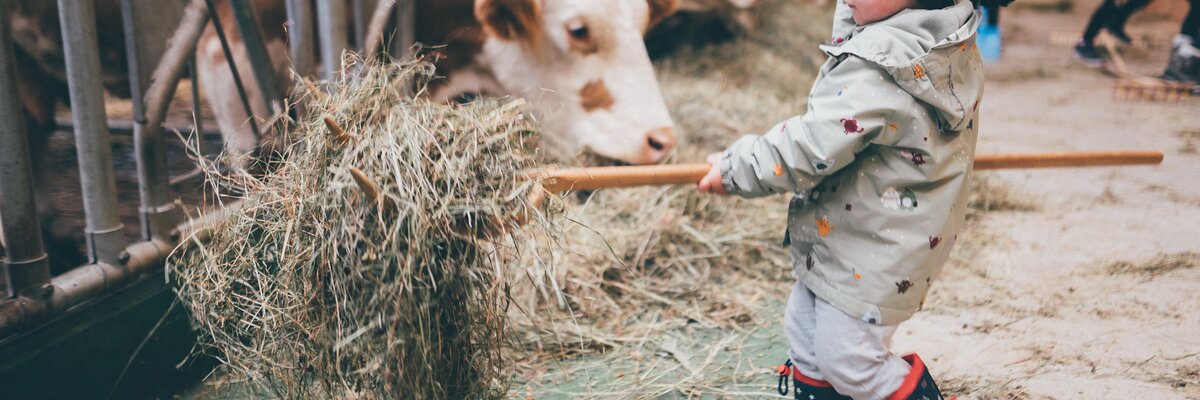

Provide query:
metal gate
left=0, top=0, right=415, bottom=345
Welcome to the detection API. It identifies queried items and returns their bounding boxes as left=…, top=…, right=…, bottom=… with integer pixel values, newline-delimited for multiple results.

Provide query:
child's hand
left=697, top=152, right=728, bottom=195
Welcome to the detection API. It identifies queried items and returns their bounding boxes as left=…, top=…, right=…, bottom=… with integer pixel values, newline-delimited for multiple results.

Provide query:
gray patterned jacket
left=718, top=0, right=983, bottom=325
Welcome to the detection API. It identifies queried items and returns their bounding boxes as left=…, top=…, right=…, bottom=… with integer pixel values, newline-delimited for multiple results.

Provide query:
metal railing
left=0, top=0, right=415, bottom=342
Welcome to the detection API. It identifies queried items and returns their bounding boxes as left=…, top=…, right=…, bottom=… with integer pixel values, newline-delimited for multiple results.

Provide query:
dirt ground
left=893, top=0, right=1200, bottom=398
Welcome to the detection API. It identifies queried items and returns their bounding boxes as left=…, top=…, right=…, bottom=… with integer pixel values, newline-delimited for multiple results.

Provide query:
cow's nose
left=643, top=127, right=676, bottom=164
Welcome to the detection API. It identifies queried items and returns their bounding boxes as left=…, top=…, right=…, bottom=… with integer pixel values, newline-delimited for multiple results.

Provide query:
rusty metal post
left=0, top=1, right=51, bottom=298
left=57, top=0, right=127, bottom=265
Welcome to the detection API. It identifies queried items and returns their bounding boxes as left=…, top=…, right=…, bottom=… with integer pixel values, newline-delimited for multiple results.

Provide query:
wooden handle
left=972, top=151, right=1163, bottom=170
left=537, top=151, right=1163, bottom=193
left=539, top=163, right=711, bottom=193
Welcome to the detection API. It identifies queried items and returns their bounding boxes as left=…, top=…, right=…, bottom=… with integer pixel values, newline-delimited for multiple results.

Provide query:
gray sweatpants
left=785, top=279, right=912, bottom=400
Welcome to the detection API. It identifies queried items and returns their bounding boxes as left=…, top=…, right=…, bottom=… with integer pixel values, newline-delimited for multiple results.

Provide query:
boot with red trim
left=885, top=354, right=947, bottom=400
left=776, top=359, right=852, bottom=400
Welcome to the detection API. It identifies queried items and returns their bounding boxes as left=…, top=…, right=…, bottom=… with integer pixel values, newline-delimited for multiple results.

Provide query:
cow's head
left=473, top=0, right=679, bottom=165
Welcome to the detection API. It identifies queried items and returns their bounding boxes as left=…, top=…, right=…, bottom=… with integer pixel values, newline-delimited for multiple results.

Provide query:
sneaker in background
left=1162, top=35, right=1200, bottom=83
left=1074, top=39, right=1106, bottom=68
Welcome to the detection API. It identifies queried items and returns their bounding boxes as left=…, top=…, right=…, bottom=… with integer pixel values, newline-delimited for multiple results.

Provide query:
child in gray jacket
left=698, top=0, right=1008, bottom=398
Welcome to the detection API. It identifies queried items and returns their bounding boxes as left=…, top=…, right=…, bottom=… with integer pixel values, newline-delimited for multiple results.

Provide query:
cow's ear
left=475, top=0, right=543, bottom=41
left=646, top=0, right=679, bottom=28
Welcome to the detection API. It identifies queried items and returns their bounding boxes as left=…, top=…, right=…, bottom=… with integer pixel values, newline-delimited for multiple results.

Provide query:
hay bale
left=168, top=60, right=548, bottom=399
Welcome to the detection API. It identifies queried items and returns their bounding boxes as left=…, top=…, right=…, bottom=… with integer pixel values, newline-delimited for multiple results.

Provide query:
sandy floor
left=893, top=0, right=1200, bottom=398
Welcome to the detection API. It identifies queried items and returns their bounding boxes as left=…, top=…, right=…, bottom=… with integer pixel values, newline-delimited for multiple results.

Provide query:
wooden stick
left=536, top=151, right=1163, bottom=194
left=972, top=150, right=1162, bottom=170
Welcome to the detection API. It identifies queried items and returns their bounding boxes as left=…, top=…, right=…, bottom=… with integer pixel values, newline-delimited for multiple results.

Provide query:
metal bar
left=190, top=58, right=204, bottom=157
left=53, top=118, right=221, bottom=138
left=317, top=0, right=349, bottom=82
left=203, top=0, right=260, bottom=141
left=392, top=0, right=415, bottom=58
left=127, top=0, right=211, bottom=136
left=363, top=0, right=397, bottom=57
left=228, top=0, right=282, bottom=115
left=0, top=201, right=243, bottom=339
left=0, top=1, right=51, bottom=298
left=286, top=0, right=315, bottom=79
left=122, top=0, right=186, bottom=240
left=352, top=0, right=367, bottom=51
left=57, top=0, right=127, bottom=265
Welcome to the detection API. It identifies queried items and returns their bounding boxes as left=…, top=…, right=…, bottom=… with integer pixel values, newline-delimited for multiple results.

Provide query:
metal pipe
left=45, top=239, right=173, bottom=315
left=363, top=0, right=397, bottom=58
left=53, top=118, right=221, bottom=138
left=317, top=0, right=349, bottom=82
left=57, top=0, right=127, bottom=265
left=0, top=201, right=242, bottom=339
left=286, top=0, right=315, bottom=79
left=352, top=0, right=367, bottom=51
left=142, top=0, right=211, bottom=135
left=122, top=0, right=191, bottom=241
left=190, top=58, right=204, bottom=157
left=0, top=0, right=51, bottom=298
left=392, top=0, right=415, bottom=59
left=228, top=0, right=282, bottom=115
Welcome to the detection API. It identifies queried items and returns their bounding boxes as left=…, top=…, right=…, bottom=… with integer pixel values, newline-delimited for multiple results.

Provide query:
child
left=698, top=0, right=1008, bottom=398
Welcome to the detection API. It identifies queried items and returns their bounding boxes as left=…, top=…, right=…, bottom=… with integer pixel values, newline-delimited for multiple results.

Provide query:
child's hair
left=916, top=0, right=1015, bottom=10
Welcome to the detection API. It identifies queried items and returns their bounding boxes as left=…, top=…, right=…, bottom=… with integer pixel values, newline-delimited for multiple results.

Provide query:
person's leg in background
left=1181, top=0, right=1200, bottom=39
left=1107, top=0, right=1155, bottom=44
left=1077, top=0, right=1120, bottom=66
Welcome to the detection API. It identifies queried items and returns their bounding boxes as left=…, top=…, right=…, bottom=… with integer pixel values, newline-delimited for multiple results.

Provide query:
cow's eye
left=567, top=24, right=589, bottom=41
left=564, top=19, right=597, bottom=53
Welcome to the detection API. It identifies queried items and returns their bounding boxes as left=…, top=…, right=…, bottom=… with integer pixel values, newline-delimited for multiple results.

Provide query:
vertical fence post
left=317, top=0, right=349, bottom=83
left=352, top=0, right=368, bottom=51
left=57, top=0, right=127, bottom=265
left=0, top=1, right=51, bottom=298
left=121, top=0, right=183, bottom=241
left=286, top=0, right=315, bottom=79
left=392, top=0, right=415, bottom=59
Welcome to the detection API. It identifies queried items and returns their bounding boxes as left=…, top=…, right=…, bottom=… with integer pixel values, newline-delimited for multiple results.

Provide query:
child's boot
left=885, top=354, right=947, bottom=400
left=776, top=359, right=851, bottom=400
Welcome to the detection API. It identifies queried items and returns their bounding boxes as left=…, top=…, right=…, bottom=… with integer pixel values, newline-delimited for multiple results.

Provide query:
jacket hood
left=821, top=1, right=983, bottom=133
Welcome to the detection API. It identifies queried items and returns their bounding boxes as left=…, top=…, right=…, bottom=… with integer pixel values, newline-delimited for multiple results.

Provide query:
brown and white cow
left=200, top=0, right=680, bottom=166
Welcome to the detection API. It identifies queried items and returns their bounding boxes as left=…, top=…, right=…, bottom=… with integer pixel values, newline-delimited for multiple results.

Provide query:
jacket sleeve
left=718, top=56, right=914, bottom=198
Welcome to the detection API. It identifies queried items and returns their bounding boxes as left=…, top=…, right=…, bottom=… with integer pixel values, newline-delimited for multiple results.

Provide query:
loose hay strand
left=169, top=59, right=549, bottom=399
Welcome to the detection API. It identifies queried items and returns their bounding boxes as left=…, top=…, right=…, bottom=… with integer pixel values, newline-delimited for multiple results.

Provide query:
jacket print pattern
left=718, top=0, right=984, bottom=325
